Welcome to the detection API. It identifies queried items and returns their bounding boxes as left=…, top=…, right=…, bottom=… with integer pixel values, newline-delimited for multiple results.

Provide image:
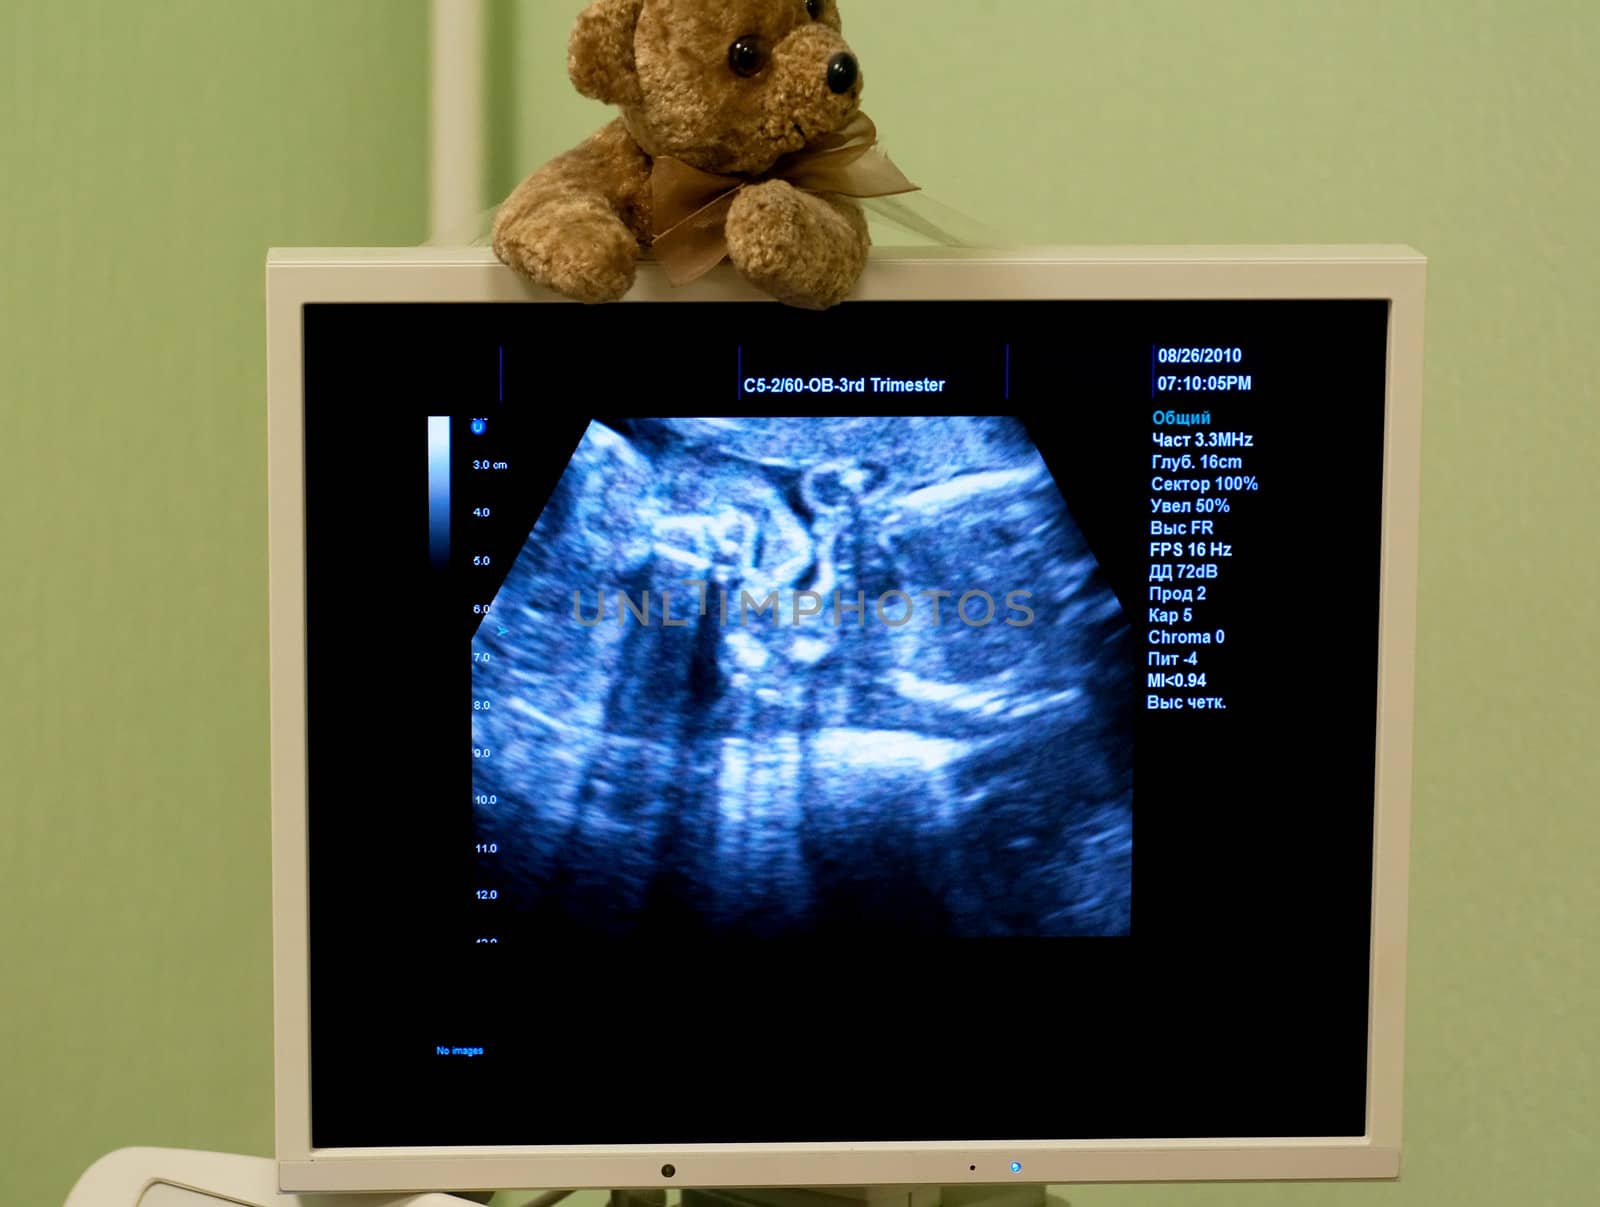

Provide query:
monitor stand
left=683, top=1185, right=1062, bottom=1207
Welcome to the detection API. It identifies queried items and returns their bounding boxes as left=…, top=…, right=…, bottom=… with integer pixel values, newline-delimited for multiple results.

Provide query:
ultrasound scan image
left=471, top=417, right=1133, bottom=938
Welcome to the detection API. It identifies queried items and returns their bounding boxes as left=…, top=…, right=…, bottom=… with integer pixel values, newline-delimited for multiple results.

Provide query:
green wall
left=0, top=3, right=428, bottom=1202
left=4, top=1, right=1598, bottom=1204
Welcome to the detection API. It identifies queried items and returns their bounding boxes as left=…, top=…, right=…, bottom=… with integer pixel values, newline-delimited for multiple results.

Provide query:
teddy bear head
left=569, top=0, right=866, bottom=177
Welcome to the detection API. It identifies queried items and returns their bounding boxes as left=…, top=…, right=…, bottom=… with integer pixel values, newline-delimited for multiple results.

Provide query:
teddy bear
left=492, top=0, right=915, bottom=310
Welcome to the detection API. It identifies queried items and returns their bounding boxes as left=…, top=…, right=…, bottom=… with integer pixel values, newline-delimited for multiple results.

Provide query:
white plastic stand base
left=63, top=1151, right=1069, bottom=1207
left=63, top=1149, right=484, bottom=1207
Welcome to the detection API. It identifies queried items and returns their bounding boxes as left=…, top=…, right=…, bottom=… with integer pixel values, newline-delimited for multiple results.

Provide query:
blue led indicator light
left=471, top=418, right=488, bottom=436
left=1010, top=1163, right=1022, bottom=1175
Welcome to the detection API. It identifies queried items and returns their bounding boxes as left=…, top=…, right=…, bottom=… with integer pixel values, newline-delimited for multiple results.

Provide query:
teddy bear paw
left=494, top=200, right=640, bottom=304
left=726, top=179, right=868, bottom=310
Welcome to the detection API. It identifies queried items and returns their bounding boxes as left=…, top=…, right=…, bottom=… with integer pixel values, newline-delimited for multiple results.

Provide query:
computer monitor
left=267, top=246, right=1424, bottom=1196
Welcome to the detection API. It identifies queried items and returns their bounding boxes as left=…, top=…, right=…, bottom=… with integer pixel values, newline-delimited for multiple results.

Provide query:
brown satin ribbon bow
left=649, top=112, right=919, bottom=286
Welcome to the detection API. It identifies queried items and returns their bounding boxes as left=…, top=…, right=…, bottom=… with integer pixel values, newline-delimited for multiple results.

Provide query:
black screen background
left=301, top=300, right=1386, bottom=1147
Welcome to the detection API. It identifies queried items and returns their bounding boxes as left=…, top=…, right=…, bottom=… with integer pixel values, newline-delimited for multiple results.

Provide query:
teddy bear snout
left=827, top=52, right=859, bottom=95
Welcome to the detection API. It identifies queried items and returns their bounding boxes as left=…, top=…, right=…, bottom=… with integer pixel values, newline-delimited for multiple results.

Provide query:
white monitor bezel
left=267, top=246, right=1424, bottom=1194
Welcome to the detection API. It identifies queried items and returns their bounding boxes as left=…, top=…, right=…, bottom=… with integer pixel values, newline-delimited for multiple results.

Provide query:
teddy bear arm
left=725, top=181, right=871, bottom=311
left=493, top=120, right=653, bottom=303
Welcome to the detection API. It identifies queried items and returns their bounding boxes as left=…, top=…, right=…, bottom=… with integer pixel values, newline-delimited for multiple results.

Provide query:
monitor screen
left=271, top=249, right=1423, bottom=1191
left=297, top=291, right=1388, bottom=1152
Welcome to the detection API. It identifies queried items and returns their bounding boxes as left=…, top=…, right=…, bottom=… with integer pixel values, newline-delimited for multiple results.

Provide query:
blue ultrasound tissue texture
left=472, top=417, right=1133, bottom=938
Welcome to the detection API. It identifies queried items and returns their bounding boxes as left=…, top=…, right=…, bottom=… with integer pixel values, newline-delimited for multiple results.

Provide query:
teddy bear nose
left=827, top=52, right=859, bottom=95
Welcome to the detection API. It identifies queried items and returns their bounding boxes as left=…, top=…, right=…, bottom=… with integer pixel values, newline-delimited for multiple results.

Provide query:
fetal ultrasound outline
left=471, top=417, right=1133, bottom=939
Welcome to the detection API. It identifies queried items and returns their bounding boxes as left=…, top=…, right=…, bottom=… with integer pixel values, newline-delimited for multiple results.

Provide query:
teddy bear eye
left=806, top=0, right=823, bottom=18
left=728, top=35, right=768, bottom=77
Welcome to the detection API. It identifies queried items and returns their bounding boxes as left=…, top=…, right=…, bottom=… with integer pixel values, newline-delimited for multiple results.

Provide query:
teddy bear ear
left=568, top=0, right=646, bottom=107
